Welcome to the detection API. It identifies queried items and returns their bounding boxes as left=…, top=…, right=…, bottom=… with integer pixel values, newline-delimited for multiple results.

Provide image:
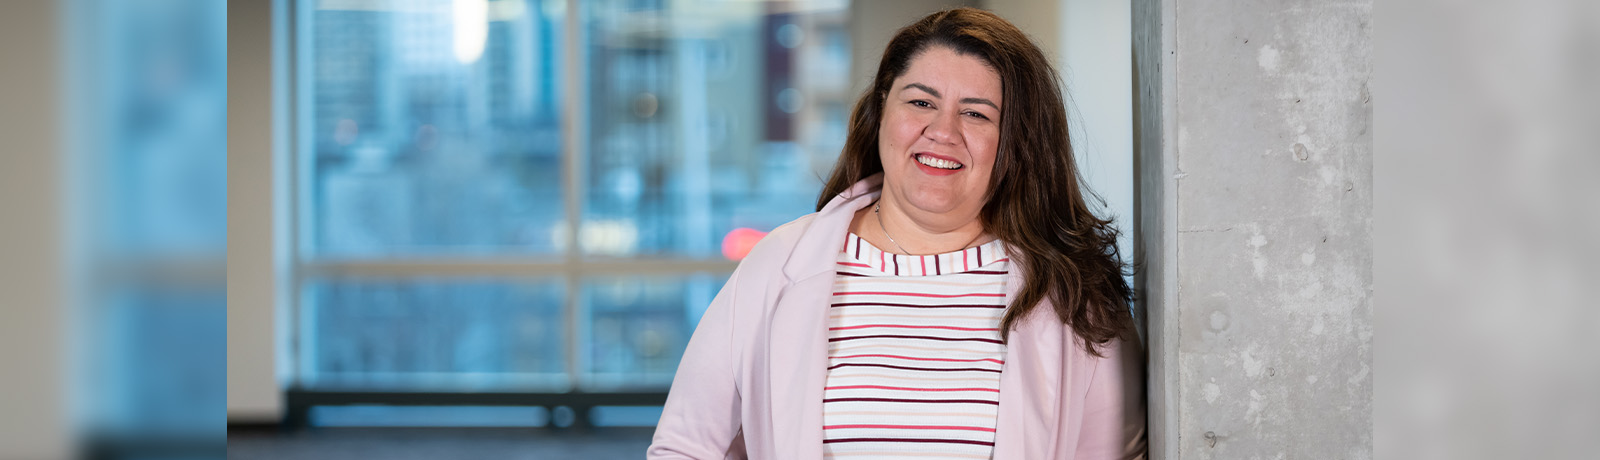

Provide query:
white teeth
left=916, top=154, right=962, bottom=170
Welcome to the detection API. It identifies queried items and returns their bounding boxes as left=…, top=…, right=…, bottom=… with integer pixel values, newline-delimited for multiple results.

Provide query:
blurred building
left=292, top=0, right=852, bottom=413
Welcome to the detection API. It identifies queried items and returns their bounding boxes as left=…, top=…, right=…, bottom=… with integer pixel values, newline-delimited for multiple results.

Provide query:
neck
left=862, top=196, right=990, bottom=255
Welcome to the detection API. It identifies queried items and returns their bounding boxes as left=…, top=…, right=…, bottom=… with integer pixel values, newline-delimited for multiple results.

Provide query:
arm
left=647, top=269, right=746, bottom=459
left=1074, top=338, right=1148, bottom=460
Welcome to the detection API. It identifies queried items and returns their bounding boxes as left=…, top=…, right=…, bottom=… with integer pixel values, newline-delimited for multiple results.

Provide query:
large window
left=291, top=0, right=851, bottom=394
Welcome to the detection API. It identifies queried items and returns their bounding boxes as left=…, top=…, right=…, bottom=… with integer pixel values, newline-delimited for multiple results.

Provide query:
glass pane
left=304, top=0, right=567, bottom=256
left=581, top=273, right=729, bottom=390
left=301, top=278, right=567, bottom=391
left=580, top=1, right=852, bottom=258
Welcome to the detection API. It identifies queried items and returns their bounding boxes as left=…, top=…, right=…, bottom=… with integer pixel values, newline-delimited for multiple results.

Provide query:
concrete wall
left=1135, top=0, right=1373, bottom=458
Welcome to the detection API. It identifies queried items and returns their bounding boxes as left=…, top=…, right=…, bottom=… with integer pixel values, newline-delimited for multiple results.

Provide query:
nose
left=923, top=107, right=962, bottom=145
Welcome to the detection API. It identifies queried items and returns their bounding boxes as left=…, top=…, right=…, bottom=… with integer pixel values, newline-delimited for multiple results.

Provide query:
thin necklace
left=874, top=202, right=913, bottom=255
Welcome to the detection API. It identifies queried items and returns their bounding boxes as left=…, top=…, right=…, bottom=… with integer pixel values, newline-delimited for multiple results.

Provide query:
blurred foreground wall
left=0, top=2, right=69, bottom=459
left=1135, top=0, right=1374, bottom=458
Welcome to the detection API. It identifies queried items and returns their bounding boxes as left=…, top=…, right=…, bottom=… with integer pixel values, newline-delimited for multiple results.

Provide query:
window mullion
left=561, top=0, right=586, bottom=393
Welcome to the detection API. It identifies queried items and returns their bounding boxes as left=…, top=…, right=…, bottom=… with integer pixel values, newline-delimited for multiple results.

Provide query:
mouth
left=914, top=153, right=964, bottom=171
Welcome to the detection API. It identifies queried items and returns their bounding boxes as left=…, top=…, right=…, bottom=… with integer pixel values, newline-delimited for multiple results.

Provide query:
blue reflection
left=294, top=0, right=850, bottom=419
left=582, top=274, right=729, bottom=390
left=303, top=279, right=568, bottom=392
left=580, top=1, right=852, bottom=258
left=66, top=0, right=227, bottom=456
left=307, top=0, right=567, bottom=256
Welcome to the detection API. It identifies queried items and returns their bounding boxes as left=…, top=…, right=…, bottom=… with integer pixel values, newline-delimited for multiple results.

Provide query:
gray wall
left=228, top=0, right=285, bottom=421
left=0, top=2, right=69, bottom=458
left=1135, top=0, right=1374, bottom=458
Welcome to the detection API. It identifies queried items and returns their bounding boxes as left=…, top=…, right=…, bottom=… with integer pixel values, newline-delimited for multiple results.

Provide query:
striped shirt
left=823, top=233, right=1011, bottom=460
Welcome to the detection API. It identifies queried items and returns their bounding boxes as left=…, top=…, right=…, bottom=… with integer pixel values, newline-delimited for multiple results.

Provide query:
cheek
left=879, top=112, right=915, bottom=153
left=972, top=130, right=1001, bottom=169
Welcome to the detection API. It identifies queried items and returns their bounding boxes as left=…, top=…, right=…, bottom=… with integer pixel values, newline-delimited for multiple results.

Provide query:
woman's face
left=877, top=45, right=1002, bottom=221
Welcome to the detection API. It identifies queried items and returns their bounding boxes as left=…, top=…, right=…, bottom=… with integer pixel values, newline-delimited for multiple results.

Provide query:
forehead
left=895, top=46, right=1002, bottom=101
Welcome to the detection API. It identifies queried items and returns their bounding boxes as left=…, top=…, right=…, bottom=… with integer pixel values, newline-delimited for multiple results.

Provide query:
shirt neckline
left=841, top=232, right=1010, bottom=276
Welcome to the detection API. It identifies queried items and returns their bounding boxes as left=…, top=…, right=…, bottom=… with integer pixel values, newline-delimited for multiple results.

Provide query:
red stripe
left=829, top=324, right=1000, bottom=332
left=837, top=261, right=872, bottom=268
left=823, top=397, right=998, bottom=405
left=833, top=291, right=1006, bottom=298
left=826, top=385, right=999, bottom=393
left=823, top=424, right=997, bottom=432
left=826, top=362, right=1002, bottom=373
left=830, top=302, right=1005, bottom=309
left=831, top=353, right=1004, bottom=364
left=855, top=235, right=862, bottom=260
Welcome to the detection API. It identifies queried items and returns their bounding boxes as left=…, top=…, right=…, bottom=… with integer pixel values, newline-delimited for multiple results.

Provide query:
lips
left=914, top=153, right=964, bottom=170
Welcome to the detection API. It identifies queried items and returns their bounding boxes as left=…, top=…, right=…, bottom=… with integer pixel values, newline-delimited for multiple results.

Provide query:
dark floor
left=227, top=427, right=655, bottom=460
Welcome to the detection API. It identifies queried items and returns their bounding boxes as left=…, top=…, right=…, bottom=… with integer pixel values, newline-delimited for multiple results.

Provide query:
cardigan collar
left=780, top=173, right=882, bottom=281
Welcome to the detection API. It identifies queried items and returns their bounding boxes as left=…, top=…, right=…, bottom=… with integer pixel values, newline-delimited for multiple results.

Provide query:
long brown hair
left=815, top=7, right=1135, bottom=355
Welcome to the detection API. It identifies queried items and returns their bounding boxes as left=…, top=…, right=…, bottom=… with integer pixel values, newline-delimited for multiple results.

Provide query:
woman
left=649, top=8, right=1145, bottom=460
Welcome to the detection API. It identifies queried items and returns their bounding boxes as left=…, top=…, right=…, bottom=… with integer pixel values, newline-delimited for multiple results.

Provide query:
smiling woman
left=649, top=7, right=1145, bottom=460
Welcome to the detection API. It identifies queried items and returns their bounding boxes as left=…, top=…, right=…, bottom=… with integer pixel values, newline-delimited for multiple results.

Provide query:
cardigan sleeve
left=1072, top=338, right=1149, bottom=460
left=647, top=268, right=747, bottom=460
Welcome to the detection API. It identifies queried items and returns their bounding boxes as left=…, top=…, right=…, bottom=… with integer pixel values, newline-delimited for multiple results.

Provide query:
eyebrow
left=901, top=82, right=1000, bottom=111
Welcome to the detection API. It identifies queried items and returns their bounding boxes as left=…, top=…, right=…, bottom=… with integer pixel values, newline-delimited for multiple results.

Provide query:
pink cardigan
left=648, top=175, right=1147, bottom=459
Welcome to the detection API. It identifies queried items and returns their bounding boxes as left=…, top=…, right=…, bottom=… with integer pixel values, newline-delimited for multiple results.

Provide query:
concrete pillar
left=1134, top=0, right=1373, bottom=458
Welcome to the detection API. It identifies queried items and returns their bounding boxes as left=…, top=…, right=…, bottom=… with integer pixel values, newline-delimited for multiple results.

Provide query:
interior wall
left=1056, top=0, right=1134, bottom=290
left=0, top=1, right=70, bottom=457
left=847, top=0, right=978, bottom=100
left=227, top=0, right=284, bottom=421
left=1135, top=0, right=1374, bottom=458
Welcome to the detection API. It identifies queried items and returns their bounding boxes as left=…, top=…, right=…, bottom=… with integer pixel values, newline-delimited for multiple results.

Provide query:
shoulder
left=736, top=214, right=812, bottom=260
left=734, top=176, right=879, bottom=282
left=739, top=213, right=820, bottom=267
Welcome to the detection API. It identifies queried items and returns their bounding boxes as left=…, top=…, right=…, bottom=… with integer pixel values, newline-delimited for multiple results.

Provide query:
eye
left=910, top=100, right=934, bottom=108
left=964, top=110, right=992, bottom=121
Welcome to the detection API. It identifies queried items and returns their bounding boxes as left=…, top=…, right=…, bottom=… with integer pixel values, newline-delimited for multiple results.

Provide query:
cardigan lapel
left=992, top=269, right=1066, bottom=458
left=766, top=176, right=879, bottom=459
left=764, top=271, right=835, bottom=459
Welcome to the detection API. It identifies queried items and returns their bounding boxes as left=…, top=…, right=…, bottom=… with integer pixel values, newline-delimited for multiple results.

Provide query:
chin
left=904, top=190, right=965, bottom=215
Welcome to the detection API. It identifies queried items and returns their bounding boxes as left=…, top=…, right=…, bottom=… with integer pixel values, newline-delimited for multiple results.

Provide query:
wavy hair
left=815, top=7, right=1135, bottom=355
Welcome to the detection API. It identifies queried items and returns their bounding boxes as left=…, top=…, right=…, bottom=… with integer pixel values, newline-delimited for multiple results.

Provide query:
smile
left=914, top=153, right=964, bottom=170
